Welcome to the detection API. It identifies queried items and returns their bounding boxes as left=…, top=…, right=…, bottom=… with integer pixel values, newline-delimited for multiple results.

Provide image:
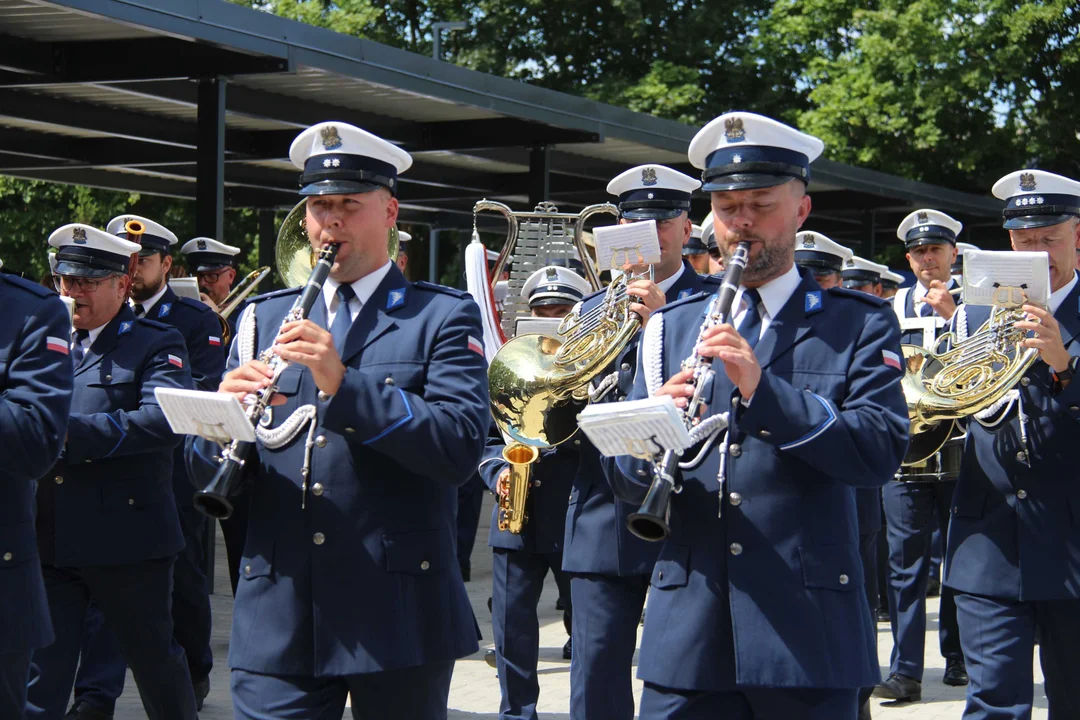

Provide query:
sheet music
left=168, top=277, right=203, bottom=302
left=592, top=220, right=662, bottom=271
left=514, top=317, right=564, bottom=337
left=963, top=250, right=1050, bottom=307
left=154, top=387, right=256, bottom=443
left=577, top=395, right=692, bottom=457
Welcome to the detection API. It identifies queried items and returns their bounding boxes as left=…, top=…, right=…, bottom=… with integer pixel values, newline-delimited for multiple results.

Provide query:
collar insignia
left=805, top=290, right=823, bottom=314
left=158, top=303, right=171, bottom=318
left=119, top=321, right=133, bottom=335
left=387, top=288, right=406, bottom=310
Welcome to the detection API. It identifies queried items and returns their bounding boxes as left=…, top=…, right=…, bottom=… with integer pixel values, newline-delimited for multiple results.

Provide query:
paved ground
left=107, top=493, right=1048, bottom=719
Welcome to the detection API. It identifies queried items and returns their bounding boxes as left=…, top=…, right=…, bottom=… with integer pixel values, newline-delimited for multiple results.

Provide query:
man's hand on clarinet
left=696, top=324, right=761, bottom=400
left=218, top=360, right=287, bottom=407
left=272, top=319, right=347, bottom=396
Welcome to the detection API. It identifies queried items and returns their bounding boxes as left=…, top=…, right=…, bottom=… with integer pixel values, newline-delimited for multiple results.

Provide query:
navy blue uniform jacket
left=0, top=277, right=72, bottom=653
left=564, top=261, right=720, bottom=576
left=188, top=264, right=490, bottom=676
left=612, top=269, right=908, bottom=690
left=944, top=275, right=1080, bottom=601
left=36, top=305, right=192, bottom=568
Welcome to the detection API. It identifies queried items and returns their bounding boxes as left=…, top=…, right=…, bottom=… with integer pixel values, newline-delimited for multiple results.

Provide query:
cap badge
left=917, top=211, right=929, bottom=224
left=197, top=240, right=207, bottom=250
left=1019, top=172, right=1037, bottom=192
left=801, top=235, right=815, bottom=248
left=845, top=259, right=855, bottom=268
left=641, top=167, right=658, bottom=186
left=545, top=267, right=559, bottom=280
left=320, top=125, right=343, bottom=151
left=72, top=227, right=87, bottom=244
left=724, top=116, right=746, bottom=143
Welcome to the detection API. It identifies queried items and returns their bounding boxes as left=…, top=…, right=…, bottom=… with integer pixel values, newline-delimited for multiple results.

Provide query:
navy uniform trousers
left=565, top=263, right=715, bottom=720
left=856, top=488, right=882, bottom=710
left=882, top=477, right=962, bottom=681
left=481, top=437, right=577, bottom=720
left=73, top=288, right=223, bottom=713
left=945, top=286, right=1080, bottom=720
left=0, top=277, right=73, bottom=719
left=27, top=307, right=197, bottom=719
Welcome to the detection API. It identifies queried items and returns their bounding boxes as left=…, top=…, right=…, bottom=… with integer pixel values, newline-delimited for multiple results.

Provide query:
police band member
left=879, top=269, right=904, bottom=299
left=179, top=237, right=241, bottom=313
left=187, top=122, right=489, bottom=718
left=28, top=224, right=198, bottom=719
left=481, top=265, right=590, bottom=720
left=610, top=112, right=908, bottom=720
left=566, top=164, right=717, bottom=720
left=0, top=273, right=73, bottom=720
left=842, top=255, right=889, bottom=296
left=684, top=224, right=711, bottom=275
left=700, top=211, right=725, bottom=274
left=396, top=230, right=411, bottom=276
left=874, top=209, right=968, bottom=705
left=944, top=170, right=1080, bottom=719
left=796, top=232, right=882, bottom=720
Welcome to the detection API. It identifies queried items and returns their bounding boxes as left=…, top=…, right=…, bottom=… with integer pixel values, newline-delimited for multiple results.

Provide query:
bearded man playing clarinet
left=608, top=112, right=909, bottom=720
left=186, top=122, right=489, bottom=719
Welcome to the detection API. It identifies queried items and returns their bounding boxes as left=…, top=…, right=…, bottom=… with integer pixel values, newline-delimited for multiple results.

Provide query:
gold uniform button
left=574, top=439, right=581, bottom=446
left=344, top=427, right=356, bottom=434
left=315, top=435, right=327, bottom=448
left=1016, top=451, right=1027, bottom=463
left=1017, top=489, right=1028, bottom=500
left=1071, top=406, right=1080, bottom=412
left=637, top=469, right=647, bottom=477
left=384, top=376, right=395, bottom=386
left=533, top=479, right=542, bottom=487
left=54, top=476, right=63, bottom=485
left=658, top=570, right=664, bottom=581
left=729, top=444, right=742, bottom=458
left=244, top=564, right=252, bottom=575
left=620, top=363, right=631, bottom=372
left=1020, top=377, right=1031, bottom=387
left=312, top=483, right=325, bottom=496
left=729, top=492, right=743, bottom=507
left=729, top=543, right=743, bottom=556
left=2, top=552, right=12, bottom=562
left=420, top=560, right=430, bottom=571
left=105, top=374, right=112, bottom=382
left=313, top=532, right=325, bottom=545
left=759, top=429, right=770, bottom=438
left=839, top=574, right=850, bottom=585
left=318, top=391, right=331, bottom=402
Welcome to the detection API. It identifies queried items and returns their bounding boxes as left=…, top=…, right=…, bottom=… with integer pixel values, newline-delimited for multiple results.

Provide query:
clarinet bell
left=627, top=480, right=673, bottom=542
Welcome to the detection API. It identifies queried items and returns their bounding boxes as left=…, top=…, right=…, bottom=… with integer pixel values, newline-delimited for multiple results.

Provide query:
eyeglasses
left=57, top=275, right=116, bottom=293
left=195, top=271, right=224, bottom=284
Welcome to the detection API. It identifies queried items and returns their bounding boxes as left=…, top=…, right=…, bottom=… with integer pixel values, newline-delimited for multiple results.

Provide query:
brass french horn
left=275, top=200, right=400, bottom=288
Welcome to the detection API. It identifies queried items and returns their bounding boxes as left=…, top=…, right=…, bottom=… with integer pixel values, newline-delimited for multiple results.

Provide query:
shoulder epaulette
left=175, top=295, right=215, bottom=314
left=1, top=273, right=54, bottom=299
left=582, top=287, right=606, bottom=304
left=699, top=274, right=725, bottom=287
left=827, top=286, right=890, bottom=308
left=412, top=281, right=469, bottom=299
left=136, top=317, right=173, bottom=331
left=248, top=286, right=301, bottom=304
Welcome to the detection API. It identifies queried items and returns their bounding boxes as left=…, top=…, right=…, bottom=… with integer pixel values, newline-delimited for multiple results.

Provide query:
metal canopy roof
left=0, top=0, right=1005, bottom=249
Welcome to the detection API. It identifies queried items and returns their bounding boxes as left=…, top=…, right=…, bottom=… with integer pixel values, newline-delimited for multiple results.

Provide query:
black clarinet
left=193, top=242, right=340, bottom=519
left=627, top=241, right=751, bottom=541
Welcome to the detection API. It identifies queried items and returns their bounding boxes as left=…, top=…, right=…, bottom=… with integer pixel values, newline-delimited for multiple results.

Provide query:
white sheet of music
left=963, top=249, right=1050, bottom=307
left=168, top=277, right=202, bottom=302
left=577, top=395, right=692, bottom=457
left=593, top=220, right=662, bottom=270
left=154, top=388, right=256, bottom=443
left=514, top=317, right=564, bottom=337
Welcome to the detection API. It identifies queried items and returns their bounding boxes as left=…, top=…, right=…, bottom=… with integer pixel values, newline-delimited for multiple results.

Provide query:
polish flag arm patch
left=208, top=336, right=222, bottom=347
left=168, top=354, right=184, bottom=368
left=467, top=336, right=485, bottom=356
left=46, top=336, right=69, bottom=355
left=882, top=349, right=902, bottom=371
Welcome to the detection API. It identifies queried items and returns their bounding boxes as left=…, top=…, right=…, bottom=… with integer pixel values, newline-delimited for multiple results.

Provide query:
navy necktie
left=329, top=284, right=357, bottom=352
left=133, top=304, right=145, bottom=317
left=71, top=329, right=89, bottom=365
left=920, top=300, right=933, bottom=318
left=739, top=288, right=763, bottom=351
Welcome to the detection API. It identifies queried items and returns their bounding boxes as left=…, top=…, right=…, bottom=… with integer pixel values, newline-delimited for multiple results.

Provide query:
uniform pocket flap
left=273, top=367, right=303, bottom=396
left=101, top=482, right=167, bottom=510
left=240, top=550, right=273, bottom=580
left=87, top=366, right=137, bottom=387
left=652, top=543, right=690, bottom=589
left=799, top=546, right=859, bottom=591
left=0, top=524, right=38, bottom=567
left=383, top=530, right=447, bottom=575
left=367, top=361, right=425, bottom=390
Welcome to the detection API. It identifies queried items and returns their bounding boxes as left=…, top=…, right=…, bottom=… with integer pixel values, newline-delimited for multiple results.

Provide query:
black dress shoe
left=876, top=607, right=891, bottom=624
left=943, top=657, right=969, bottom=686
left=461, top=566, right=471, bottom=582
left=562, top=637, right=572, bottom=660
left=193, top=675, right=210, bottom=711
left=64, top=701, right=113, bottom=720
left=872, top=673, right=922, bottom=702
left=485, top=649, right=497, bottom=669
left=555, top=596, right=565, bottom=611
left=927, top=575, right=941, bottom=597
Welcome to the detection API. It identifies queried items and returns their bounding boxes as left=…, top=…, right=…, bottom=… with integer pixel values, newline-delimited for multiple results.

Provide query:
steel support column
left=429, top=228, right=440, bottom=283
left=528, top=145, right=550, bottom=207
left=196, top=76, right=226, bottom=241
